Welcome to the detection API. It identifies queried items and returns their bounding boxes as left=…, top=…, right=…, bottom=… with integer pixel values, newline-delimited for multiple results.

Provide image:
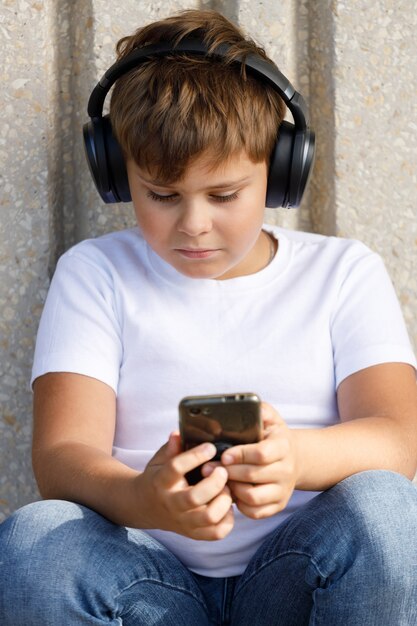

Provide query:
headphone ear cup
left=266, top=120, right=294, bottom=208
left=83, top=116, right=131, bottom=203
left=287, top=128, right=316, bottom=209
left=83, top=117, right=114, bottom=203
left=102, top=115, right=132, bottom=203
left=83, top=118, right=108, bottom=202
left=266, top=121, right=315, bottom=209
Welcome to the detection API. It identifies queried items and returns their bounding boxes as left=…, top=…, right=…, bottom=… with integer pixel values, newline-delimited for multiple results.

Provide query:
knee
left=0, top=499, right=106, bottom=589
left=0, top=500, right=121, bottom=624
left=1, top=499, right=94, bottom=548
left=330, top=470, right=417, bottom=575
left=336, top=469, right=417, bottom=525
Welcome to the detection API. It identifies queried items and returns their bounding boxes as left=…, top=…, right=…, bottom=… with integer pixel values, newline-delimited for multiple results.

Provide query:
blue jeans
left=1, top=470, right=417, bottom=625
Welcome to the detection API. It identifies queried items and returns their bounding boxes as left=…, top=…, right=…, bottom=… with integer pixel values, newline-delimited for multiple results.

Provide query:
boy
left=1, top=9, right=417, bottom=625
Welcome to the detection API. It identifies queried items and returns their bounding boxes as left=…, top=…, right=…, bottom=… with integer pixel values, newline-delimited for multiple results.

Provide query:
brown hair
left=110, top=9, right=286, bottom=183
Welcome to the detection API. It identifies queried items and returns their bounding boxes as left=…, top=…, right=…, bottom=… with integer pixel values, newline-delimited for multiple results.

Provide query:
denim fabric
left=1, top=470, right=417, bottom=625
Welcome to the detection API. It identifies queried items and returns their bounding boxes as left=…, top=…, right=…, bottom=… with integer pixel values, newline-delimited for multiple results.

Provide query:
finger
left=172, top=466, right=229, bottom=511
left=261, top=402, right=285, bottom=430
left=188, top=507, right=235, bottom=541
left=200, top=460, right=221, bottom=478
left=167, top=431, right=182, bottom=455
left=235, top=500, right=284, bottom=520
left=157, top=442, right=218, bottom=488
left=186, top=486, right=233, bottom=528
left=229, top=480, right=282, bottom=507
left=222, top=437, right=287, bottom=467
left=224, top=461, right=281, bottom=484
left=147, top=431, right=182, bottom=468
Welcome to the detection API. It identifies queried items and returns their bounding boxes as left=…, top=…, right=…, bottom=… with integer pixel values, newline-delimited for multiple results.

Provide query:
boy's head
left=109, top=9, right=286, bottom=185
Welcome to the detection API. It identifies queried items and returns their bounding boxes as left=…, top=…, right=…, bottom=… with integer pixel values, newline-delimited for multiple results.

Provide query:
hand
left=137, top=432, right=234, bottom=540
left=204, top=403, right=298, bottom=519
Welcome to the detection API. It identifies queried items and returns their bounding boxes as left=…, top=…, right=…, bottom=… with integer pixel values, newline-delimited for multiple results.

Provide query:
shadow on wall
left=46, top=0, right=96, bottom=276
left=294, top=1, right=336, bottom=236
left=205, top=0, right=240, bottom=24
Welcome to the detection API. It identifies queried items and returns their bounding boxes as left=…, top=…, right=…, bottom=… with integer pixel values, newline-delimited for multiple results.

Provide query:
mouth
left=175, top=248, right=219, bottom=259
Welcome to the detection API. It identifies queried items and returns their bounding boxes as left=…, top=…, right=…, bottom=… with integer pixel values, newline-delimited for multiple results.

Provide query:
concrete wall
left=1, top=0, right=416, bottom=520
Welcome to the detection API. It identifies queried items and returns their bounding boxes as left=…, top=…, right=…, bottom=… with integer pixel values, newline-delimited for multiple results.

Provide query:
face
left=126, top=151, right=270, bottom=280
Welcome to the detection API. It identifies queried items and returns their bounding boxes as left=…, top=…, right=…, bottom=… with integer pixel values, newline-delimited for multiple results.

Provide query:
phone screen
left=179, top=393, right=261, bottom=484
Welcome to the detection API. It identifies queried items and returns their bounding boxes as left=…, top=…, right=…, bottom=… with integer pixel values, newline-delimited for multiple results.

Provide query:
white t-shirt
left=31, top=225, right=416, bottom=576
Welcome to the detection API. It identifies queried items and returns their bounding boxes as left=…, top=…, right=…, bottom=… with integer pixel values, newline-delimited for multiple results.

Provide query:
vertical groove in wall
left=306, top=1, right=337, bottom=235
left=44, top=0, right=70, bottom=274
left=291, top=0, right=313, bottom=233
left=68, top=0, right=97, bottom=244
left=207, top=0, right=239, bottom=23
left=45, top=0, right=95, bottom=272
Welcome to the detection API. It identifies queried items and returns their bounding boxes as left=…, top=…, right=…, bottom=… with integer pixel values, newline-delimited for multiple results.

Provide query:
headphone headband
left=88, top=38, right=308, bottom=131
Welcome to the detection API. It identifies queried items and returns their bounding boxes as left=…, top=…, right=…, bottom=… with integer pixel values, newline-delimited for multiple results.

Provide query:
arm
left=217, top=362, right=417, bottom=518
left=294, top=362, right=417, bottom=490
left=33, top=372, right=142, bottom=526
left=32, top=372, right=233, bottom=538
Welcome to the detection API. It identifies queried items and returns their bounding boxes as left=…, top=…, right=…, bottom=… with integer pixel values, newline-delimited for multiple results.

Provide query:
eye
left=146, top=190, right=177, bottom=203
left=211, top=192, right=239, bottom=203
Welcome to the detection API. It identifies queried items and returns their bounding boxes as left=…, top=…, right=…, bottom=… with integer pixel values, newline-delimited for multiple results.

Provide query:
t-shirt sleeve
left=330, top=243, right=416, bottom=388
left=31, top=249, right=123, bottom=393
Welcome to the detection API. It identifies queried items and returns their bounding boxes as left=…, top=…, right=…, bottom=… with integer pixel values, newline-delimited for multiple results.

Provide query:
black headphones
left=83, top=38, right=315, bottom=208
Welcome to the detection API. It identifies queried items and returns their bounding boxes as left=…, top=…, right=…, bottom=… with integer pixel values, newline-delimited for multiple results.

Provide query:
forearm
left=32, top=438, right=235, bottom=541
left=32, top=442, right=150, bottom=528
left=293, top=416, right=417, bottom=491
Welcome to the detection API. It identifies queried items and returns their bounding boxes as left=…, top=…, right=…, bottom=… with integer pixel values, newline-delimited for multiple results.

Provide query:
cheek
left=234, top=197, right=265, bottom=231
left=134, top=207, right=164, bottom=238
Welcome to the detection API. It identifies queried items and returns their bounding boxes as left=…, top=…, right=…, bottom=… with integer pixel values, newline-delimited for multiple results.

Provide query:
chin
left=173, top=260, right=228, bottom=280
left=179, top=267, right=221, bottom=280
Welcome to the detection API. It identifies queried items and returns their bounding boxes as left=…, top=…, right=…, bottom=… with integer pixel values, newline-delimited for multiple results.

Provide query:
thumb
left=148, top=431, right=182, bottom=467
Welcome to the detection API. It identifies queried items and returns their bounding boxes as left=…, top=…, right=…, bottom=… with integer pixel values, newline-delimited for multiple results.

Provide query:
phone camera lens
left=189, top=408, right=201, bottom=415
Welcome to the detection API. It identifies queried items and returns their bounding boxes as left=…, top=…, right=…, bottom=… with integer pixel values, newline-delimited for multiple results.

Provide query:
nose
left=176, top=201, right=212, bottom=236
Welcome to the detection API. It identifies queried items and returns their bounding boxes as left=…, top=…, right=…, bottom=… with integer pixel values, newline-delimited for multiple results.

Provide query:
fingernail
left=222, top=453, right=234, bottom=465
left=201, top=463, right=215, bottom=476
left=203, top=443, right=216, bottom=457
left=216, top=466, right=228, bottom=479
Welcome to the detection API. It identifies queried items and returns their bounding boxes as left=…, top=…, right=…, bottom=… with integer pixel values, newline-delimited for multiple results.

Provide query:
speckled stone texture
left=1, top=0, right=416, bottom=520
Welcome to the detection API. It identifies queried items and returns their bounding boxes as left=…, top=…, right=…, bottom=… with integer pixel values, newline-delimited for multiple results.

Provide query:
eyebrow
left=137, top=173, right=252, bottom=190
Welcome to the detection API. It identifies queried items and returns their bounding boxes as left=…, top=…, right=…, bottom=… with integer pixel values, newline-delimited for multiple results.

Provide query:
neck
left=263, top=230, right=277, bottom=267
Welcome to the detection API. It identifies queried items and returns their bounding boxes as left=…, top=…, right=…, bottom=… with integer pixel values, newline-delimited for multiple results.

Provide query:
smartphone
left=179, top=392, right=262, bottom=484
